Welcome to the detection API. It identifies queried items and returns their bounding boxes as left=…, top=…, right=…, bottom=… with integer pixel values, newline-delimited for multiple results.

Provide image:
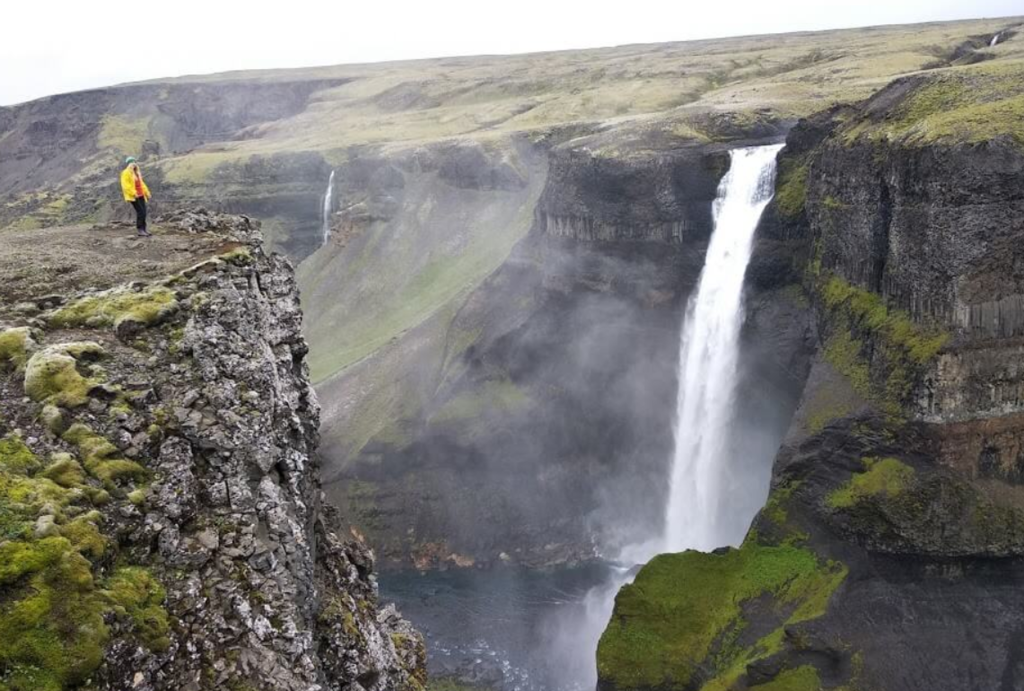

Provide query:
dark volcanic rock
left=0, top=214, right=424, bottom=691
left=598, top=64, right=1024, bottom=691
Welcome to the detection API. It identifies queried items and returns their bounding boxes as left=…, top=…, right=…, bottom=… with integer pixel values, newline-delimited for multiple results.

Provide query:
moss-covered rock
left=596, top=536, right=846, bottom=690
left=47, top=285, right=179, bottom=335
left=62, top=423, right=146, bottom=487
left=23, top=342, right=105, bottom=408
left=0, top=326, right=40, bottom=371
left=818, top=275, right=948, bottom=420
left=0, top=434, right=43, bottom=476
left=102, top=567, right=171, bottom=652
left=828, top=456, right=914, bottom=509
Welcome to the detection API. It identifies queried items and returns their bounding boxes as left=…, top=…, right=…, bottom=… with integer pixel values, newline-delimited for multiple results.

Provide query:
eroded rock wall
left=0, top=214, right=424, bottom=691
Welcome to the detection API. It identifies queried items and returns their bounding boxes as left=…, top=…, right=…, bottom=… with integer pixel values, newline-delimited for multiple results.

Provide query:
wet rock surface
left=0, top=213, right=424, bottom=690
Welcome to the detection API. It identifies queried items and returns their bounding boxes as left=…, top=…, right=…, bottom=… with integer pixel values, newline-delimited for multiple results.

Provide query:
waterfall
left=990, top=33, right=1001, bottom=47
left=663, top=143, right=783, bottom=552
left=321, top=170, right=335, bottom=247
left=542, top=145, right=783, bottom=691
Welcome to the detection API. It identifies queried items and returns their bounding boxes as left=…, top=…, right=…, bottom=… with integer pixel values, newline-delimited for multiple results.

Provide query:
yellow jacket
left=120, top=165, right=151, bottom=202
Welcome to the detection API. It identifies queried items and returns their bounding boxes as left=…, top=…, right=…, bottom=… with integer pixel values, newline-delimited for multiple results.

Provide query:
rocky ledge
left=0, top=213, right=424, bottom=690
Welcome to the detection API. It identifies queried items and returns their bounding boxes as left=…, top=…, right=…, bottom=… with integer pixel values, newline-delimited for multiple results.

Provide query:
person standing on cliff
left=120, top=156, right=152, bottom=237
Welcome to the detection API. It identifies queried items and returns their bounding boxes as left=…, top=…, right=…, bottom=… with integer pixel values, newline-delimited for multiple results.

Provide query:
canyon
left=1, top=13, right=1024, bottom=691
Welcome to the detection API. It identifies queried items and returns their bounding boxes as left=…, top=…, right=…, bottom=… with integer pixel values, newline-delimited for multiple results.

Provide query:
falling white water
left=540, top=145, right=783, bottom=691
left=664, top=143, right=784, bottom=552
left=321, top=169, right=335, bottom=247
left=990, top=32, right=1001, bottom=47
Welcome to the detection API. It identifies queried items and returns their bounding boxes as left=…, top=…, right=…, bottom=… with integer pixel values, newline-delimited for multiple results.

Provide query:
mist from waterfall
left=990, top=32, right=1001, bottom=47
left=535, top=144, right=783, bottom=691
left=321, top=169, right=335, bottom=247
left=663, top=143, right=783, bottom=552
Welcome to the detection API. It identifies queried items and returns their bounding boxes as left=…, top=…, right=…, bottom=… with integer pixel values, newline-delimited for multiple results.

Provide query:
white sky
left=1, top=0, right=1020, bottom=106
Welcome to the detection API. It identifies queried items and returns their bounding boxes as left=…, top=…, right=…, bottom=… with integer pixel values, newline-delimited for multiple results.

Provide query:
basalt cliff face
left=0, top=215, right=424, bottom=691
left=311, top=124, right=809, bottom=569
left=598, top=60, right=1024, bottom=691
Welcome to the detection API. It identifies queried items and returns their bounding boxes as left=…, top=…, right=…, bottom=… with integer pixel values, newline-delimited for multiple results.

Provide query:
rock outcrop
left=598, top=59, right=1024, bottom=691
left=0, top=215, right=424, bottom=690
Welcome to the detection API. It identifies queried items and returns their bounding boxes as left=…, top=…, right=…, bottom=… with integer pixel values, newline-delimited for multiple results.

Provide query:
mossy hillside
left=828, top=457, right=915, bottom=509
left=819, top=275, right=948, bottom=419
left=0, top=436, right=168, bottom=690
left=596, top=536, right=847, bottom=690
left=48, top=285, right=178, bottom=331
left=96, top=114, right=153, bottom=154
left=841, top=61, right=1024, bottom=148
left=23, top=342, right=105, bottom=408
left=431, top=379, right=529, bottom=424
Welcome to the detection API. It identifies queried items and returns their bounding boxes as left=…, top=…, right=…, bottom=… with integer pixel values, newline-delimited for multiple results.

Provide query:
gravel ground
left=0, top=222, right=238, bottom=306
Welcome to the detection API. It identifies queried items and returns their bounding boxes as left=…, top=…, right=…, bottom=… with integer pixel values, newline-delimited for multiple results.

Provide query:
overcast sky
left=1, top=0, right=1020, bottom=106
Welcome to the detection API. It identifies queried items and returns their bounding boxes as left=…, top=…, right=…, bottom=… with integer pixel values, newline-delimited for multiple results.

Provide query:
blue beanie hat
left=125, top=156, right=136, bottom=165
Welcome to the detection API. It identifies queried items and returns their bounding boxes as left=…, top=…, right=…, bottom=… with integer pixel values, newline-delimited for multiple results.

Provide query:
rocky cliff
left=598, top=58, right=1024, bottom=691
left=0, top=214, right=424, bottom=690
left=311, top=124, right=812, bottom=568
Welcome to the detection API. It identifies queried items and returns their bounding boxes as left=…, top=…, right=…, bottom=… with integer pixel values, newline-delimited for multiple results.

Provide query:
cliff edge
left=0, top=213, right=425, bottom=691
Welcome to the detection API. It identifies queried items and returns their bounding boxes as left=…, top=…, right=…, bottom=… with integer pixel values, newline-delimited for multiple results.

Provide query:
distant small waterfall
left=990, top=32, right=1001, bottom=47
left=321, top=170, right=335, bottom=247
left=663, top=143, right=783, bottom=552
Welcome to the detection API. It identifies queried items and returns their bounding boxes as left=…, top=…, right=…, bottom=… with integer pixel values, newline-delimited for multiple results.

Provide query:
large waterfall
left=663, top=143, right=784, bottom=551
left=321, top=169, right=335, bottom=247
left=531, top=144, right=784, bottom=691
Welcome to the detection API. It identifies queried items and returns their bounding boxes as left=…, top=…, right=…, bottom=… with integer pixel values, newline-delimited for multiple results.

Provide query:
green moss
left=821, top=195, right=848, bottom=210
left=0, top=327, right=38, bottom=371
left=762, top=483, right=799, bottom=528
left=754, top=665, right=822, bottom=690
left=828, top=456, right=915, bottom=509
left=842, top=63, right=1024, bottom=148
left=774, top=159, right=808, bottom=218
left=127, top=486, right=150, bottom=505
left=96, top=114, right=151, bottom=153
left=823, top=329, right=871, bottom=399
left=0, top=540, right=107, bottom=689
left=48, top=286, right=178, bottom=331
left=0, top=435, right=42, bottom=476
left=102, top=567, right=171, bottom=652
left=39, top=404, right=66, bottom=436
left=62, top=424, right=147, bottom=487
left=820, top=275, right=948, bottom=419
left=59, top=513, right=107, bottom=560
left=23, top=343, right=105, bottom=408
left=596, top=537, right=846, bottom=690
left=219, top=246, right=253, bottom=265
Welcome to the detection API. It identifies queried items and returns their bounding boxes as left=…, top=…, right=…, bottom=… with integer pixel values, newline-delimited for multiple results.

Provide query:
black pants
left=130, top=198, right=148, bottom=232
